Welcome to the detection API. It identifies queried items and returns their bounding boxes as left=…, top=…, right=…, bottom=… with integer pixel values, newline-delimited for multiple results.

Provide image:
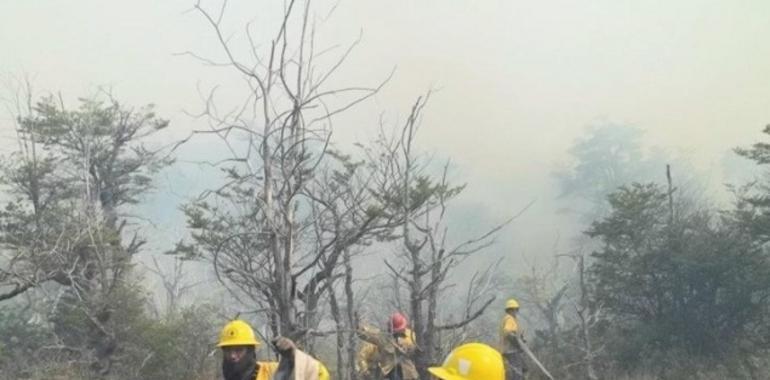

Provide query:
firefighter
left=500, top=298, right=528, bottom=380
left=427, top=342, right=505, bottom=380
left=218, top=319, right=330, bottom=380
left=356, top=340, right=381, bottom=379
left=356, top=312, right=419, bottom=380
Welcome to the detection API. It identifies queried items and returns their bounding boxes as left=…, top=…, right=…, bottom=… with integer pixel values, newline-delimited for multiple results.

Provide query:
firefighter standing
left=356, top=312, right=419, bottom=380
left=500, top=299, right=528, bottom=380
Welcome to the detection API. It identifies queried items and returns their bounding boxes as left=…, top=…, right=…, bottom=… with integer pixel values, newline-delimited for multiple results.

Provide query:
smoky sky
left=2, top=0, right=770, bottom=277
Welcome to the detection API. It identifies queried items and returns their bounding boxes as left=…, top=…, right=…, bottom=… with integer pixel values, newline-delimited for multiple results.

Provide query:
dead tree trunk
left=179, top=0, right=394, bottom=346
left=344, top=249, right=360, bottom=380
left=329, top=285, right=346, bottom=379
left=377, top=95, right=516, bottom=378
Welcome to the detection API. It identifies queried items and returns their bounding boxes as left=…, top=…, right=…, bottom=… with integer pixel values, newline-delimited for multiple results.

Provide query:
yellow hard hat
left=217, top=320, right=260, bottom=347
left=428, top=343, right=505, bottom=380
left=505, top=298, right=519, bottom=310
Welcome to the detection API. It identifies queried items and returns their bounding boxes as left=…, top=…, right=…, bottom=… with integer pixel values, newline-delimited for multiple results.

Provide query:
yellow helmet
left=505, top=298, right=519, bottom=310
left=428, top=343, right=505, bottom=380
left=217, top=320, right=260, bottom=347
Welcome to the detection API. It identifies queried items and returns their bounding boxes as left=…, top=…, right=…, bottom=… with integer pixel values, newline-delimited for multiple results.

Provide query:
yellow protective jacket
left=357, top=328, right=419, bottom=379
left=500, top=314, right=521, bottom=354
left=254, top=351, right=330, bottom=380
left=255, top=361, right=278, bottom=380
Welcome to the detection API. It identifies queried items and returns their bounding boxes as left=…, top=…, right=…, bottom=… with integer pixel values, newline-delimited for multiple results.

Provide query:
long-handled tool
left=516, top=336, right=554, bottom=380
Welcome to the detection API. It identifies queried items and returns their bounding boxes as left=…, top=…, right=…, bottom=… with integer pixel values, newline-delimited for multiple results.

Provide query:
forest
left=2, top=1, right=770, bottom=379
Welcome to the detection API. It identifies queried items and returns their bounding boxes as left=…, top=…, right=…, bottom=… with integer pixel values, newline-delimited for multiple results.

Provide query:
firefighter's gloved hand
left=272, top=336, right=297, bottom=355
left=356, top=326, right=376, bottom=340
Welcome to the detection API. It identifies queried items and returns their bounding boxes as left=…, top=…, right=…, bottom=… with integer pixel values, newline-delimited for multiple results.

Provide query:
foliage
left=0, top=294, right=220, bottom=380
left=554, top=124, right=670, bottom=221
left=126, top=303, right=220, bottom=380
left=587, top=183, right=770, bottom=365
left=0, top=93, right=172, bottom=377
left=0, top=306, right=53, bottom=377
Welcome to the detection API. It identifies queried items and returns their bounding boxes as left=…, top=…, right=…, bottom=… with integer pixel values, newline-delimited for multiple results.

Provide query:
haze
left=2, top=0, right=770, bottom=275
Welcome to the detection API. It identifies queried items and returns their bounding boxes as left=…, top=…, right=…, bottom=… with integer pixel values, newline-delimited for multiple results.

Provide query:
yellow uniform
left=500, top=313, right=527, bottom=380
left=255, top=361, right=278, bottom=380
left=357, top=341, right=379, bottom=376
left=357, top=328, right=418, bottom=379
left=254, top=360, right=330, bottom=380
left=500, top=314, right=520, bottom=353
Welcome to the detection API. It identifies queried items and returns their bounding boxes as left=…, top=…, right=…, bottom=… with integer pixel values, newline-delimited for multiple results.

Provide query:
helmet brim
left=428, top=367, right=467, bottom=380
left=217, top=341, right=260, bottom=348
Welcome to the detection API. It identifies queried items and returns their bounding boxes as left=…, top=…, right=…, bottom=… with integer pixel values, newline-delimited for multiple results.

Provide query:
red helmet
left=389, top=312, right=408, bottom=333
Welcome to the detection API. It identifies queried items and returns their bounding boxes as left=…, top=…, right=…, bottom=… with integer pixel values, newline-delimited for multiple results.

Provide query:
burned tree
left=175, top=0, right=394, bottom=342
left=372, top=95, right=518, bottom=377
